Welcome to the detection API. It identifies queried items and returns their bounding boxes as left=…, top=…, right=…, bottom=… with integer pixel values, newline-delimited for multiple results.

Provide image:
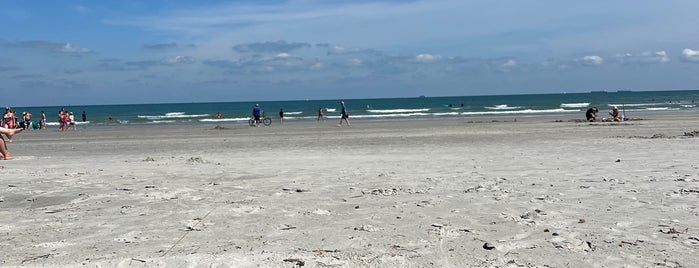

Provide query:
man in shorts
left=338, top=101, right=350, bottom=126
left=252, top=104, right=262, bottom=127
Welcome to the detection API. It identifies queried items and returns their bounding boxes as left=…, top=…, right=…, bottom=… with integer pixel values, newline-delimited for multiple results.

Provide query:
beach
left=1, top=114, right=698, bottom=267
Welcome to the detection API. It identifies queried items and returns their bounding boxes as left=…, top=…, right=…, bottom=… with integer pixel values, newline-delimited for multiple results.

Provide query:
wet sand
left=1, top=113, right=698, bottom=267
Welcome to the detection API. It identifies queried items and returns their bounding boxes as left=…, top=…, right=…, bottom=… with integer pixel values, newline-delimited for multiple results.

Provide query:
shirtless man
left=22, top=111, right=32, bottom=129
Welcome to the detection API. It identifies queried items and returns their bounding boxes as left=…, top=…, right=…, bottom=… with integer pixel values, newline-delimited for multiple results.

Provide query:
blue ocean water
left=8, top=90, right=699, bottom=127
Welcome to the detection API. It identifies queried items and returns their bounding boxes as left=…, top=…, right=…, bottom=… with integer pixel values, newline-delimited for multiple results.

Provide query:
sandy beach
left=1, top=113, right=698, bottom=267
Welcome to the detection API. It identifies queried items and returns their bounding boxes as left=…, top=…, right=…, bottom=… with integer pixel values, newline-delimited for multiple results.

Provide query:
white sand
left=1, top=114, right=698, bottom=267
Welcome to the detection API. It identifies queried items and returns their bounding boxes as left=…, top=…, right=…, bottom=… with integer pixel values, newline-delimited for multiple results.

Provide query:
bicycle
left=249, top=116, right=272, bottom=126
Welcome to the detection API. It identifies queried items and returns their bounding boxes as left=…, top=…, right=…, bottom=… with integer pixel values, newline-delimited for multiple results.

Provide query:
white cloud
left=581, top=55, right=603, bottom=65
left=276, top=53, right=291, bottom=58
left=60, top=43, right=91, bottom=54
left=501, top=59, right=516, bottom=68
left=682, top=48, right=699, bottom=62
left=614, top=50, right=669, bottom=64
left=329, top=46, right=362, bottom=55
left=653, top=51, right=669, bottom=62
left=415, top=54, right=441, bottom=63
left=310, top=62, right=323, bottom=70
left=162, top=55, right=195, bottom=64
left=346, top=58, right=361, bottom=66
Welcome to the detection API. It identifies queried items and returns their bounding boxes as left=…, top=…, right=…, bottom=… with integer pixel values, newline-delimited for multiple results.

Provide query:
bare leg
left=0, top=138, right=12, bottom=160
left=0, top=127, right=23, bottom=142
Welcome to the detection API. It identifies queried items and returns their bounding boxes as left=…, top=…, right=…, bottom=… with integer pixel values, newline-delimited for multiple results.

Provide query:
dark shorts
left=254, top=115, right=260, bottom=120
left=341, top=113, right=349, bottom=119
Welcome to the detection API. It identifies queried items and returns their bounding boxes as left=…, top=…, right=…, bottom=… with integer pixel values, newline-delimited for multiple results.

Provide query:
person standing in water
left=40, top=111, right=46, bottom=129
left=279, top=108, right=284, bottom=125
left=338, top=101, right=350, bottom=127
left=317, top=108, right=324, bottom=121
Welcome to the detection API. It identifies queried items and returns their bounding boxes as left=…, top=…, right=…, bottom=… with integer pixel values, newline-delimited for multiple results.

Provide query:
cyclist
left=252, top=104, right=262, bottom=127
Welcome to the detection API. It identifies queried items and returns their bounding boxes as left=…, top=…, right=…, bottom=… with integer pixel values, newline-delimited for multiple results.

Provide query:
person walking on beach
left=252, top=104, right=262, bottom=127
left=69, top=112, right=77, bottom=131
left=40, top=111, right=46, bottom=129
left=279, top=108, right=284, bottom=125
left=317, top=108, right=324, bottom=121
left=82, top=111, right=86, bottom=122
left=58, top=108, right=66, bottom=131
left=338, top=101, right=350, bottom=126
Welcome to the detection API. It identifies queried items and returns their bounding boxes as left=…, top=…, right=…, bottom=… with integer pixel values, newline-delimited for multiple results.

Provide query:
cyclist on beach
left=252, top=104, right=262, bottom=127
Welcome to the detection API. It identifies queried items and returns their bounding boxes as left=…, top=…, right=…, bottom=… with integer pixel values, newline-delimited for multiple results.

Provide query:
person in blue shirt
left=252, top=104, right=262, bottom=127
left=338, top=101, right=350, bottom=126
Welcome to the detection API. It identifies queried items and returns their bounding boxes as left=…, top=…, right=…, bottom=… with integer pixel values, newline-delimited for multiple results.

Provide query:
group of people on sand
left=586, top=106, right=623, bottom=122
left=247, top=101, right=350, bottom=127
left=3, top=107, right=50, bottom=130
left=3, top=107, right=37, bottom=130
left=0, top=106, right=86, bottom=160
left=57, top=108, right=79, bottom=131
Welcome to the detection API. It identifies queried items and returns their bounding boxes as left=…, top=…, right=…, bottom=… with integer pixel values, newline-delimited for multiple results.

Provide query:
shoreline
left=1, top=111, right=698, bottom=267
left=27, top=108, right=699, bottom=131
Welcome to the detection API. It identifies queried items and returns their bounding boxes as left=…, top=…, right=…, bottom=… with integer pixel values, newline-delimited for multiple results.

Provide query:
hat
left=613, top=106, right=618, bottom=109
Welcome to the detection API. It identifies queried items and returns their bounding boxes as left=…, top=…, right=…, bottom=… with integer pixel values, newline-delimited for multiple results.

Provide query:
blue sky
left=2, top=0, right=699, bottom=106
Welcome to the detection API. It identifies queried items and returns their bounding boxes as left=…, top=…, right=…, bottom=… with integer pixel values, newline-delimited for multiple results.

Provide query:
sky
left=2, top=0, right=699, bottom=106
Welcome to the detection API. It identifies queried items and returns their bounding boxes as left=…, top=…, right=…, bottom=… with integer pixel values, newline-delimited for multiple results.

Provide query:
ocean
left=8, top=90, right=699, bottom=127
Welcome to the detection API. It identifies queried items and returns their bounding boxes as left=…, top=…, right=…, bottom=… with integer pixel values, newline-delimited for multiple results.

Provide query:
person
left=82, top=111, right=86, bottom=122
left=69, top=112, right=77, bottom=131
left=252, top=104, right=262, bottom=127
left=3, top=107, right=14, bottom=129
left=22, top=111, right=32, bottom=130
left=58, top=108, right=66, bottom=131
left=40, top=111, right=46, bottom=129
left=279, top=108, right=284, bottom=125
left=585, top=107, right=599, bottom=122
left=0, top=137, right=13, bottom=160
left=317, top=108, right=324, bottom=121
left=609, top=106, right=621, bottom=122
left=216, top=112, right=221, bottom=119
left=338, top=101, right=350, bottom=126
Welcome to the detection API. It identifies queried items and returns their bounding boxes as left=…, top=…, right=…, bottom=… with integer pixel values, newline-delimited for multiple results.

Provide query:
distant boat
left=419, top=95, right=426, bottom=98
